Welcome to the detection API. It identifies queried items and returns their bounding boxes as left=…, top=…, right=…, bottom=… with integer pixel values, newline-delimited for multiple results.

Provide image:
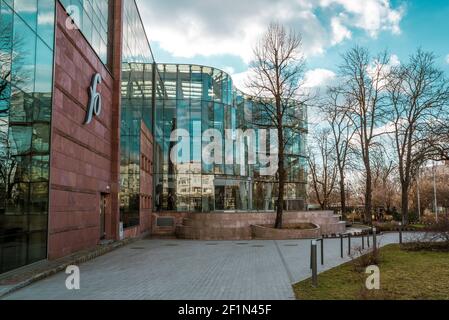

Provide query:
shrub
left=401, top=242, right=449, bottom=252
left=351, top=246, right=382, bottom=272
left=428, top=214, right=449, bottom=243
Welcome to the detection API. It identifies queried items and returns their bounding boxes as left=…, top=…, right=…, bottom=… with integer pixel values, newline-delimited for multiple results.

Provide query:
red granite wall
left=48, top=2, right=121, bottom=259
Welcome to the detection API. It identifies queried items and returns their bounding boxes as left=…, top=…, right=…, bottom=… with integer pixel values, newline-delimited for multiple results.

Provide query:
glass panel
left=0, top=0, right=54, bottom=274
left=37, top=0, right=55, bottom=48
left=119, top=0, right=155, bottom=228
left=15, top=0, right=37, bottom=31
left=59, top=0, right=110, bottom=65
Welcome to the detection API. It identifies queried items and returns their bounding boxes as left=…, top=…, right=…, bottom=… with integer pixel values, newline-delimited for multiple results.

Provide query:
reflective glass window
left=0, top=0, right=54, bottom=274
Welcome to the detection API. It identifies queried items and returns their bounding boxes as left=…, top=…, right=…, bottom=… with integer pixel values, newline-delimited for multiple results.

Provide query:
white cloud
left=230, top=70, right=252, bottom=92
left=446, top=54, right=449, bottom=64
left=330, top=16, right=351, bottom=45
left=222, top=66, right=235, bottom=75
left=303, top=68, right=336, bottom=88
left=137, top=0, right=405, bottom=63
left=229, top=68, right=336, bottom=94
left=320, top=0, right=405, bottom=37
left=390, top=54, right=401, bottom=67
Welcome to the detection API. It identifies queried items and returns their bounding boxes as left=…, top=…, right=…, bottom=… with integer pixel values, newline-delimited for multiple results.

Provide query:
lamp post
left=373, top=227, right=377, bottom=252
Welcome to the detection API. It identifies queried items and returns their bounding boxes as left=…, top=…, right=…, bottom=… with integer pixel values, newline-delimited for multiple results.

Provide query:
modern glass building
left=0, top=0, right=308, bottom=274
left=153, top=64, right=308, bottom=213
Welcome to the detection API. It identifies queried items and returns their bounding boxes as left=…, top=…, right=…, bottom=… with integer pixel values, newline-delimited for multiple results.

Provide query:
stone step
left=152, top=228, right=176, bottom=237
left=184, top=211, right=336, bottom=222
left=320, top=221, right=346, bottom=235
left=183, top=218, right=341, bottom=228
left=176, top=225, right=251, bottom=240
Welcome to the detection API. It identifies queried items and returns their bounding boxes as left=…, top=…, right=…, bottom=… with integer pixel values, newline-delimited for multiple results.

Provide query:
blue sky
left=307, top=0, right=449, bottom=70
left=136, top=0, right=449, bottom=90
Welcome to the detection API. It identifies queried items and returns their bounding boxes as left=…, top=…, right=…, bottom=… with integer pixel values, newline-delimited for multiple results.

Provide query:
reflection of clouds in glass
left=14, top=0, right=37, bottom=13
left=38, top=12, right=54, bottom=25
left=34, top=63, right=52, bottom=93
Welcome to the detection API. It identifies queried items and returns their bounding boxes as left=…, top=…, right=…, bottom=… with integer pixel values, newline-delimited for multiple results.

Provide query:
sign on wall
left=84, top=73, right=102, bottom=125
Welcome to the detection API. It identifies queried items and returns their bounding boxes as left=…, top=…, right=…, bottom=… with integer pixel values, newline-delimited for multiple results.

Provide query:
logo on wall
left=85, top=73, right=102, bottom=125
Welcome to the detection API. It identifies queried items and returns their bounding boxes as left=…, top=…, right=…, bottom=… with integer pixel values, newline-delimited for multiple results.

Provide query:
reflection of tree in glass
left=1, top=23, right=27, bottom=102
left=0, top=22, right=26, bottom=205
left=0, top=120, right=17, bottom=205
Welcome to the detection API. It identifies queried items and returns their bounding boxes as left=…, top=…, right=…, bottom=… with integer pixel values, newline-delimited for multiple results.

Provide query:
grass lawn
left=409, top=224, right=427, bottom=230
left=293, top=245, right=449, bottom=300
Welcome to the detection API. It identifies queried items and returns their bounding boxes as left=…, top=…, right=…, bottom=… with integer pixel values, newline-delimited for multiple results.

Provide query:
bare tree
left=307, top=129, right=338, bottom=210
left=247, top=22, right=308, bottom=228
left=371, top=149, right=398, bottom=219
left=338, top=46, right=391, bottom=224
left=320, top=87, right=356, bottom=216
left=387, top=49, right=449, bottom=224
left=424, top=114, right=449, bottom=161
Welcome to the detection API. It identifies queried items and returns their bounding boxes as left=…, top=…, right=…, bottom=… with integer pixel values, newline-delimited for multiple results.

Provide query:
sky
left=136, top=0, right=449, bottom=92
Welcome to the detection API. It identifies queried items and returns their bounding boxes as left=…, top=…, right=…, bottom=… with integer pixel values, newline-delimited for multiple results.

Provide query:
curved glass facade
left=154, top=64, right=307, bottom=213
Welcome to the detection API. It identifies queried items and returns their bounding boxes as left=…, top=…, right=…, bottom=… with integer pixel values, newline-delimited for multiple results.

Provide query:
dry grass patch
left=293, top=245, right=449, bottom=300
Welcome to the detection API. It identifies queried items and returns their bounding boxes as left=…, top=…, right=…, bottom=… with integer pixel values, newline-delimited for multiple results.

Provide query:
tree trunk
left=339, top=170, right=346, bottom=218
left=276, top=171, right=284, bottom=229
left=275, top=118, right=285, bottom=229
left=365, top=171, right=373, bottom=224
left=401, top=183, right=409, bottom=225
left=276, top=156, right=285, bottom=228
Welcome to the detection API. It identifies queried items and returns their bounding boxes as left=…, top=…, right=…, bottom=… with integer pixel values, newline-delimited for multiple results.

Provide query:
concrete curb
left=0, top=237, right=139, bottom=299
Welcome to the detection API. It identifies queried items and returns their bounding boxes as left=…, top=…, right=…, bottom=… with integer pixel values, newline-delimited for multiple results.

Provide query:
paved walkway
left=2, top=233, right=416, bottom=300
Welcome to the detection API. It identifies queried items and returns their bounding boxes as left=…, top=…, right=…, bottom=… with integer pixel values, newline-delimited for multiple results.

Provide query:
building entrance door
left=100, top=193, right=107, bottom=240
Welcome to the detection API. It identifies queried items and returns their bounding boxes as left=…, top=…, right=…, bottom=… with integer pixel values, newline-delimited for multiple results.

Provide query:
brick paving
left=2, top=233, right=414, bottom=300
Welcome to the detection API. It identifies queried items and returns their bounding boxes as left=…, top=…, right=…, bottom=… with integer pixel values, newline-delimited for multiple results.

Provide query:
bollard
left=367, top=232, right=370, bottom=248
left=373, top=227, right=377, bottom=252
left=362, top=233, right=365, bottom=250
left=340, top=234, right=344, bottom=258
left=310, top=241, right=313, bottom=269
left=321, top=238, right=324, bottom=266
left=348, top=233, right=351, bottom=256
left=311, top=240, right=318, bottom=288
left=399, top=222, right=403, bottom=244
